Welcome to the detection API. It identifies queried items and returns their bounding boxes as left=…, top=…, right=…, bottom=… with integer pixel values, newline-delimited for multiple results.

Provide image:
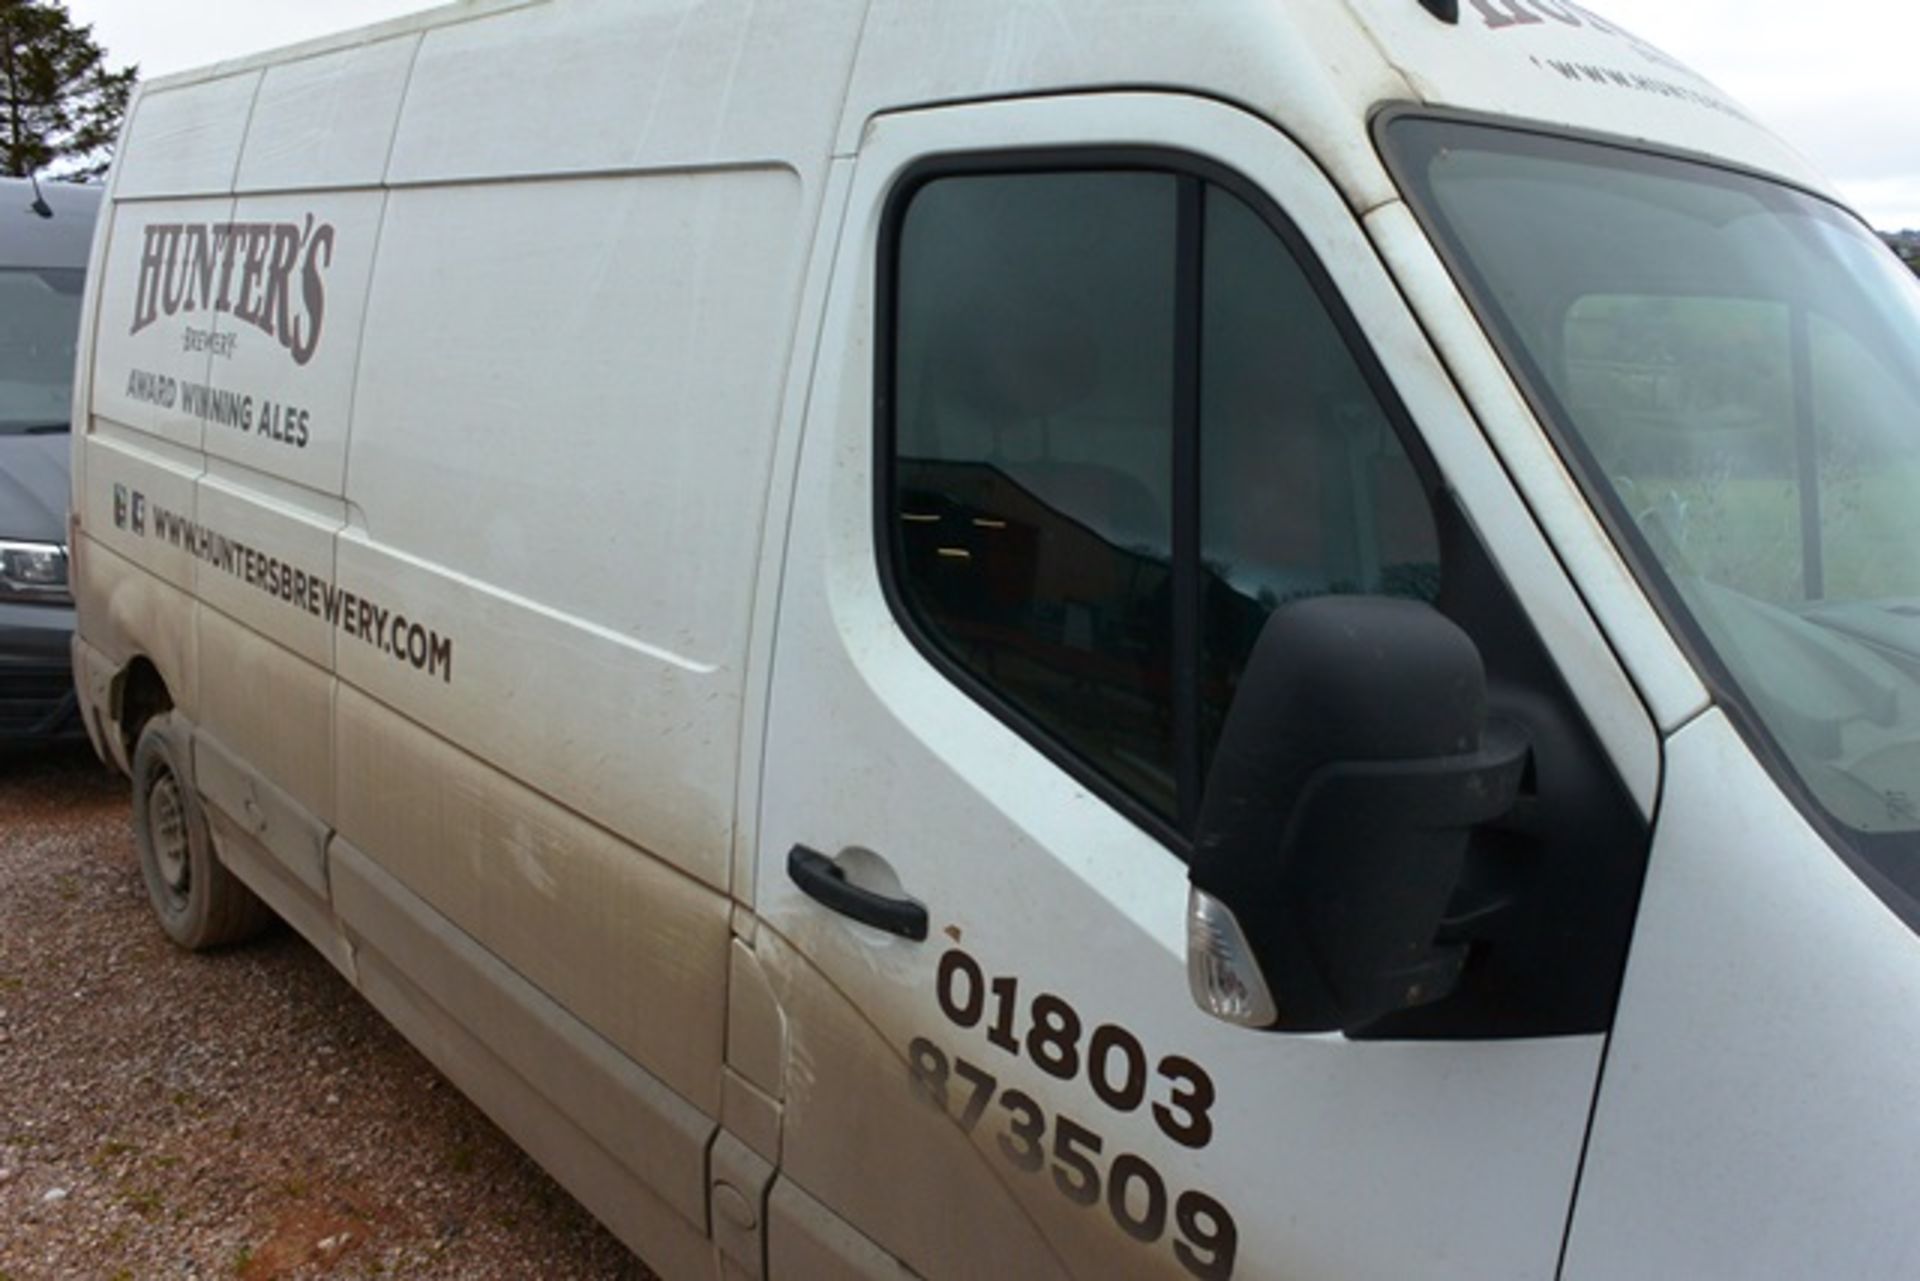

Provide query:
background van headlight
left=0, top=540, right=71, bottom=605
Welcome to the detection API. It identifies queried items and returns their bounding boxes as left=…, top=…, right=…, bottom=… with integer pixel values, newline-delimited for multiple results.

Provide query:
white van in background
left=69, top=1, right=1920, bottom=1277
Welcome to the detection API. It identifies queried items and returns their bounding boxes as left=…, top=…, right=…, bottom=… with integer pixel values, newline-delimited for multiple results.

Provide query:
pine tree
left=0, top=0, right=136, bottom=182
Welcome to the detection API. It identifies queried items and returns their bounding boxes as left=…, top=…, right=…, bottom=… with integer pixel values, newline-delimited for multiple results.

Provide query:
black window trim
left=1373, top=104, right=1920, bottom=932
left=873, top=144, right=1449, bottom=856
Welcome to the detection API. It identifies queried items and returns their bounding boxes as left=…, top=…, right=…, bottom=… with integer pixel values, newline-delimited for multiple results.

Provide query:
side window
left=893, top=173, right=1181, bottom=814
left=1199, top=190, right=1440, bottom=770
left=888, top=165, right=1437, bottom=831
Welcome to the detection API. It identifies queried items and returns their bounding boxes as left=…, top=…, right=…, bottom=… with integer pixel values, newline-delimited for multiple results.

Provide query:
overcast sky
left=66, top=0, right=1920, bottom=229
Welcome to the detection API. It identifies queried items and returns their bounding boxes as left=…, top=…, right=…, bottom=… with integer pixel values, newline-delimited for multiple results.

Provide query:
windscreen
left=1387, top=118, right=1920, bottom=888
left=0, top=266, right=85, bottom=434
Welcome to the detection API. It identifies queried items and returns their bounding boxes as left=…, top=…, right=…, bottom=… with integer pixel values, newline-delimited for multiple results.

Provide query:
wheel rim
left=149, top=770, right=192, bottom=902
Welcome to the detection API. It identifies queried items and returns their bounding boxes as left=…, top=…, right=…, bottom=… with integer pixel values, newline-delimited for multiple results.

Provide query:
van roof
left=125, top=0, right=1833, bottom=217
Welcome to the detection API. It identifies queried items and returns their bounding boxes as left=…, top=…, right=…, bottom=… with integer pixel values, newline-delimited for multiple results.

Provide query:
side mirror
left=1187, top=596, right=1526, bottom=1034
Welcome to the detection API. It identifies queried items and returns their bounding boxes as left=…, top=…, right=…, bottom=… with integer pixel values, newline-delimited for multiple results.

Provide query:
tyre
left=131, top=713, right=273, bottom=950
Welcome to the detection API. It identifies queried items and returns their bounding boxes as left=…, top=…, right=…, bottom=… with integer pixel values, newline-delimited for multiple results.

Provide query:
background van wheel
left=132, top=713, right=272, bottom=950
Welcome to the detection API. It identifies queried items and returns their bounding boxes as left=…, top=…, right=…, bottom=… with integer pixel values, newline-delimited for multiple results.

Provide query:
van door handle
left=787, top=845, right=928, bottom=942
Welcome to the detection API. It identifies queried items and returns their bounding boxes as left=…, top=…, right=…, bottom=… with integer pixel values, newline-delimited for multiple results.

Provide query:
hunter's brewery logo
left=128, top=217, right=336, bottom=366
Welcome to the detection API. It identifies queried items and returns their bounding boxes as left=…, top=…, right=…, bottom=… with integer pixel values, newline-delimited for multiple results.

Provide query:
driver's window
left=887, top=164, right=1438, bottom=832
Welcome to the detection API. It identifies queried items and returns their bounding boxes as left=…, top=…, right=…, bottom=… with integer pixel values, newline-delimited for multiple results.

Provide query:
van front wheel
left=132, top=714, right=272, bottom=950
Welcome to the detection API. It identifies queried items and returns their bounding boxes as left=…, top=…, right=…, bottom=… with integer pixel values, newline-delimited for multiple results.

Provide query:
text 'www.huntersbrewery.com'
left=112, top=486, right=453, bottom=684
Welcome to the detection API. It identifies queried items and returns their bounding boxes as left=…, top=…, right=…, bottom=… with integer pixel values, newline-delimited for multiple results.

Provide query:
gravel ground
left=0, top=742, right=658, bottom=1280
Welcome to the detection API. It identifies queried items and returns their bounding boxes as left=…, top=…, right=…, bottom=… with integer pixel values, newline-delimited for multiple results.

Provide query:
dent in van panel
left=333, top=530, right=735, bottom=894
left=753, top=928, right=1075, bottom=1279
left=195, top=725, right=331, bottom=902
left=346, top=169, right=800, bottom=671
left=199, top=191, right=386, bottom=497
left=205, top=805, right=356, bottom=980
left=385, top=0, right=865, bottom=183
left=333, top=683, right=729, bottom=1117
left=89, top=197, right=236, bottom=451
left=235, top=36, right=419, bottom=193
left=113, top=74, right=262, bottom=199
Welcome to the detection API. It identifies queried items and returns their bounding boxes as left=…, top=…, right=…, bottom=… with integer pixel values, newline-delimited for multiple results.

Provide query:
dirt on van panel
left=0, top=743, right=656, bottom=1281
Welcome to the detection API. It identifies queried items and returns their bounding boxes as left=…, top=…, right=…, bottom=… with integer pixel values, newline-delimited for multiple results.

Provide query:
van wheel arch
left=115, top=656, right=173, bottom=764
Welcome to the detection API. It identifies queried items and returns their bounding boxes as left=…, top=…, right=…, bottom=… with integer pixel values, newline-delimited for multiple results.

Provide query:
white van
left=69, top=1, right=1920, bottom=1277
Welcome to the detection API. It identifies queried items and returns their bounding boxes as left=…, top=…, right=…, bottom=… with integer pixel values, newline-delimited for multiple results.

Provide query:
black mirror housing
left=1191, top=596, right=1527, bottom=1034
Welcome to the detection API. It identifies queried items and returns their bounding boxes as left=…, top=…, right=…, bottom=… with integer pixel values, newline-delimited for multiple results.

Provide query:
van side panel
left=335, top=684, right=730, bottom=1117
left=331, top=837, right=717, bottom=1223
left=340, top=169, right=804, bottom=889
left=195, top=604, right=334, bottom=829
left=333, top=836, right=715, bottom=1281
